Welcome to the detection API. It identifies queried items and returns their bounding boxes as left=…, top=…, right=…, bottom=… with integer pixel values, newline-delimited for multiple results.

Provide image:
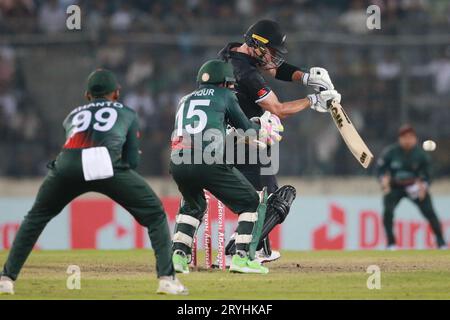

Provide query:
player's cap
left=244, top=19, right=287, bottom=54
left=197, top=59, right=235, bottom=85
left=398, top=124, right=416, bottom=136
left=86, top=68, right=120, bottom=96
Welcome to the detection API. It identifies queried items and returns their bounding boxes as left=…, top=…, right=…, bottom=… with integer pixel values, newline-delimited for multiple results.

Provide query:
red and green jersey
left=62, top=98, right=140, bottom=169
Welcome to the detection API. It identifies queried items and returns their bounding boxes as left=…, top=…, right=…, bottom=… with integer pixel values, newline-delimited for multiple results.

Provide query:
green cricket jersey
left=62, top=98, right=140, bottom=169
left=171, top=84, right=259, bottom=158
left=376, top=143, right=431, bottom=186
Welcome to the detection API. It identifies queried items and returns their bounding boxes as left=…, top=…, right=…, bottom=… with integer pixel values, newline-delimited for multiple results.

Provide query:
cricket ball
left=422, top=140, right=436, bottom=152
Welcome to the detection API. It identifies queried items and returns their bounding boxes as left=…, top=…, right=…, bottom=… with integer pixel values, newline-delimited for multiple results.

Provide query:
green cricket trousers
left=170, top=159, right=265, bottom=258
left=383, top=188, right=446, bottom=247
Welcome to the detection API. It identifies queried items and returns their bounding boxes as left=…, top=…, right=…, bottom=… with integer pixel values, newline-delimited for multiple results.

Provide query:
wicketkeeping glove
left=251, top=111, right=284, bottom=147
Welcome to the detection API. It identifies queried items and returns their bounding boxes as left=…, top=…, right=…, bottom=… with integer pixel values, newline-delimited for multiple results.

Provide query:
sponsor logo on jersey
left=257, top=88, right=269, bottom=99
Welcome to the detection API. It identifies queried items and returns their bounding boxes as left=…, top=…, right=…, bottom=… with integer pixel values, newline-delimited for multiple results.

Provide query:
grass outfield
left=0, top=249, right=449, bottom=300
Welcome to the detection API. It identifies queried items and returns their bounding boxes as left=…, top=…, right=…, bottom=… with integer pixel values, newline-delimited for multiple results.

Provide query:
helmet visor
left=257, top=47, right=285, bottom=70
left=267, top=47, right=285, bottom=68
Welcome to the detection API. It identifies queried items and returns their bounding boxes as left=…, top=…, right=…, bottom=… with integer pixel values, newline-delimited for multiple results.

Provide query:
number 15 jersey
left=171, top=84, right=259, bottom=158
left=62, top=98, right=140, bottom=169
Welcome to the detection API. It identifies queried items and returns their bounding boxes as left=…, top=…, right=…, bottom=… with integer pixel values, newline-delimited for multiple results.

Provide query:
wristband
left=307, top=94, right=317, bottom=106
left=302, top=73, right=310, bottom=86
left=275, top=62, right=301, bottom=81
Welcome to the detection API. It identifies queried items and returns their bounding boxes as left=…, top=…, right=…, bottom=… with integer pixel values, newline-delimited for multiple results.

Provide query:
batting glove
left=302, top=67, right=335, bottom=92
left=308, top=89, right=341, bottom=113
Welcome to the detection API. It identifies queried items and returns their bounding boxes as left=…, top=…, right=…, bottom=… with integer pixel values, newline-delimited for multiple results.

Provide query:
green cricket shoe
left=229, top=254, right=269, bottom=274
left=172, top=251, right=190, bottom=274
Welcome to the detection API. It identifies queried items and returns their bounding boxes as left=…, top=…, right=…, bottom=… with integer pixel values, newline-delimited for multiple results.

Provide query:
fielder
left=0, top=69, right=187, bottom=295
left=377, top=124, right=447, bottom=250
left=170, top=59, right=283, bottom=274
left=219, top=19, right=340, bottom=262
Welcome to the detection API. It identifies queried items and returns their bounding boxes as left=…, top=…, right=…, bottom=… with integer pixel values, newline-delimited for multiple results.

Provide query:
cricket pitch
left=0, top=249, right=449, bottom=300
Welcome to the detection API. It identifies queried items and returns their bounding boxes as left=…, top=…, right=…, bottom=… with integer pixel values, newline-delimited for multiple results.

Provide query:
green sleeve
left=225, top=91, right=259, bottom=131
left=418, top=152, right=432, bottom=183
left=123, top=113, right=140, bottom=169
left=376, top=147, right=391, bottom=179
left=62, top=114, right=70, bottom=137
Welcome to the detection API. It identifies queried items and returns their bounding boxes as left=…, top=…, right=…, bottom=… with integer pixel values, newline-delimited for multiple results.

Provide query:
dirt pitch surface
left=0, top=249, right=449, bottom=299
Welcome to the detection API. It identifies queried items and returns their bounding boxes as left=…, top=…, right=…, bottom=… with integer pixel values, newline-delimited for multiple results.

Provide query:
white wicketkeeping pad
left=81, top=146, right=114, bottom=181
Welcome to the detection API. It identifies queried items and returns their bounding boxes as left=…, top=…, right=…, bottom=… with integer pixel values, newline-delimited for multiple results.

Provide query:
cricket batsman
left=219, top=19, right=341, bottom=262
left=0, top=69, right=188, bottom=295
left=377, top=124, right=447, bottom=250
left=170, top=59, right=284, bottom=274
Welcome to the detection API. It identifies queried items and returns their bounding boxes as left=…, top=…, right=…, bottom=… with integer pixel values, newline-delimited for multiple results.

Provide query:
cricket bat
left=328, top=100, right=374, bottom=168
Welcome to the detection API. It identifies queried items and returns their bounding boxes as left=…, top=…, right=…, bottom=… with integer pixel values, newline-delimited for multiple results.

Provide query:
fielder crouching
left=170, top=60, right=283, bottom=274
left=0, top=69, right=187, bottom=296
left=377, top=124, right=447, bottom=250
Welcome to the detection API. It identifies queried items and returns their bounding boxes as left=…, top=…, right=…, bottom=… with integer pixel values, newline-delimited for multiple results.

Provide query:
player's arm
left=265, top=63, right=335, bottom=92
left=226, top=91, right=259, bottom=131
left=123, top=113, right=141, bottom=169
left=226, top=91, right=283, bottom=146
left=416, top=152, right=432, bottom=200
left=259, top=89, right=341, bottom=119
left=244, top=71, right=309, bottom=119
left=247, top=70, right=338, bottom=119
left=263, top=62, right=307, bottom=82
left=418, top=152, right=432, bottom=184
left=376, top=148, right=392, bottom=193
left=258, top=90, right=311, bottom=119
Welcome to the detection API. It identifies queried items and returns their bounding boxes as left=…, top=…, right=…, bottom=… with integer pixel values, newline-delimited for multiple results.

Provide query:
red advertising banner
left=0, top=196, right=448, bottom=250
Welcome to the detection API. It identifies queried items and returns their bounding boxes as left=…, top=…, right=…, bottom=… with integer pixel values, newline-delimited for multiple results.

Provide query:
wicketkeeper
left=0, top=69, right=188, bottom=295
left=219, top=19, right=341, bottom=262
left=377, top=124, right=447, bottom=250
left=170, top=59, right=283, bottom=274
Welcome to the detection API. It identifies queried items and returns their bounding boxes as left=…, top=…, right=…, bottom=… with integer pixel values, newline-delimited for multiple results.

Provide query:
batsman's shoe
left=255, top=249, right=281, bottom=264
left=0, top=276, right=14, bottom=295
left=173, top=251, right=190, bottom=274
left=229, top=255, right=269, bottom=274
left=386, top=245, right=397, bottom=251
left=156, top=276, right=189, bottom=295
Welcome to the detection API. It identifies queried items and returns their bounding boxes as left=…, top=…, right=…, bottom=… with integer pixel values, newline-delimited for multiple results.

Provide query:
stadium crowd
left=0, top=0, right=449, bottom=177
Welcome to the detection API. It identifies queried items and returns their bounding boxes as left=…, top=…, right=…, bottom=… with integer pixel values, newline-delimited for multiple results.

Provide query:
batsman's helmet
left=197, top=59, right=236, bottom=86
left=86, top=68, right=120, bottom=97
left=244, top=19, right=287, bottom=68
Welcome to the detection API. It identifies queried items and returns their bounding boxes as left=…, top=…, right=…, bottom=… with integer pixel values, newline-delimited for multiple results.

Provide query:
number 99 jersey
left=62, top=98, right=140, bottom=169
